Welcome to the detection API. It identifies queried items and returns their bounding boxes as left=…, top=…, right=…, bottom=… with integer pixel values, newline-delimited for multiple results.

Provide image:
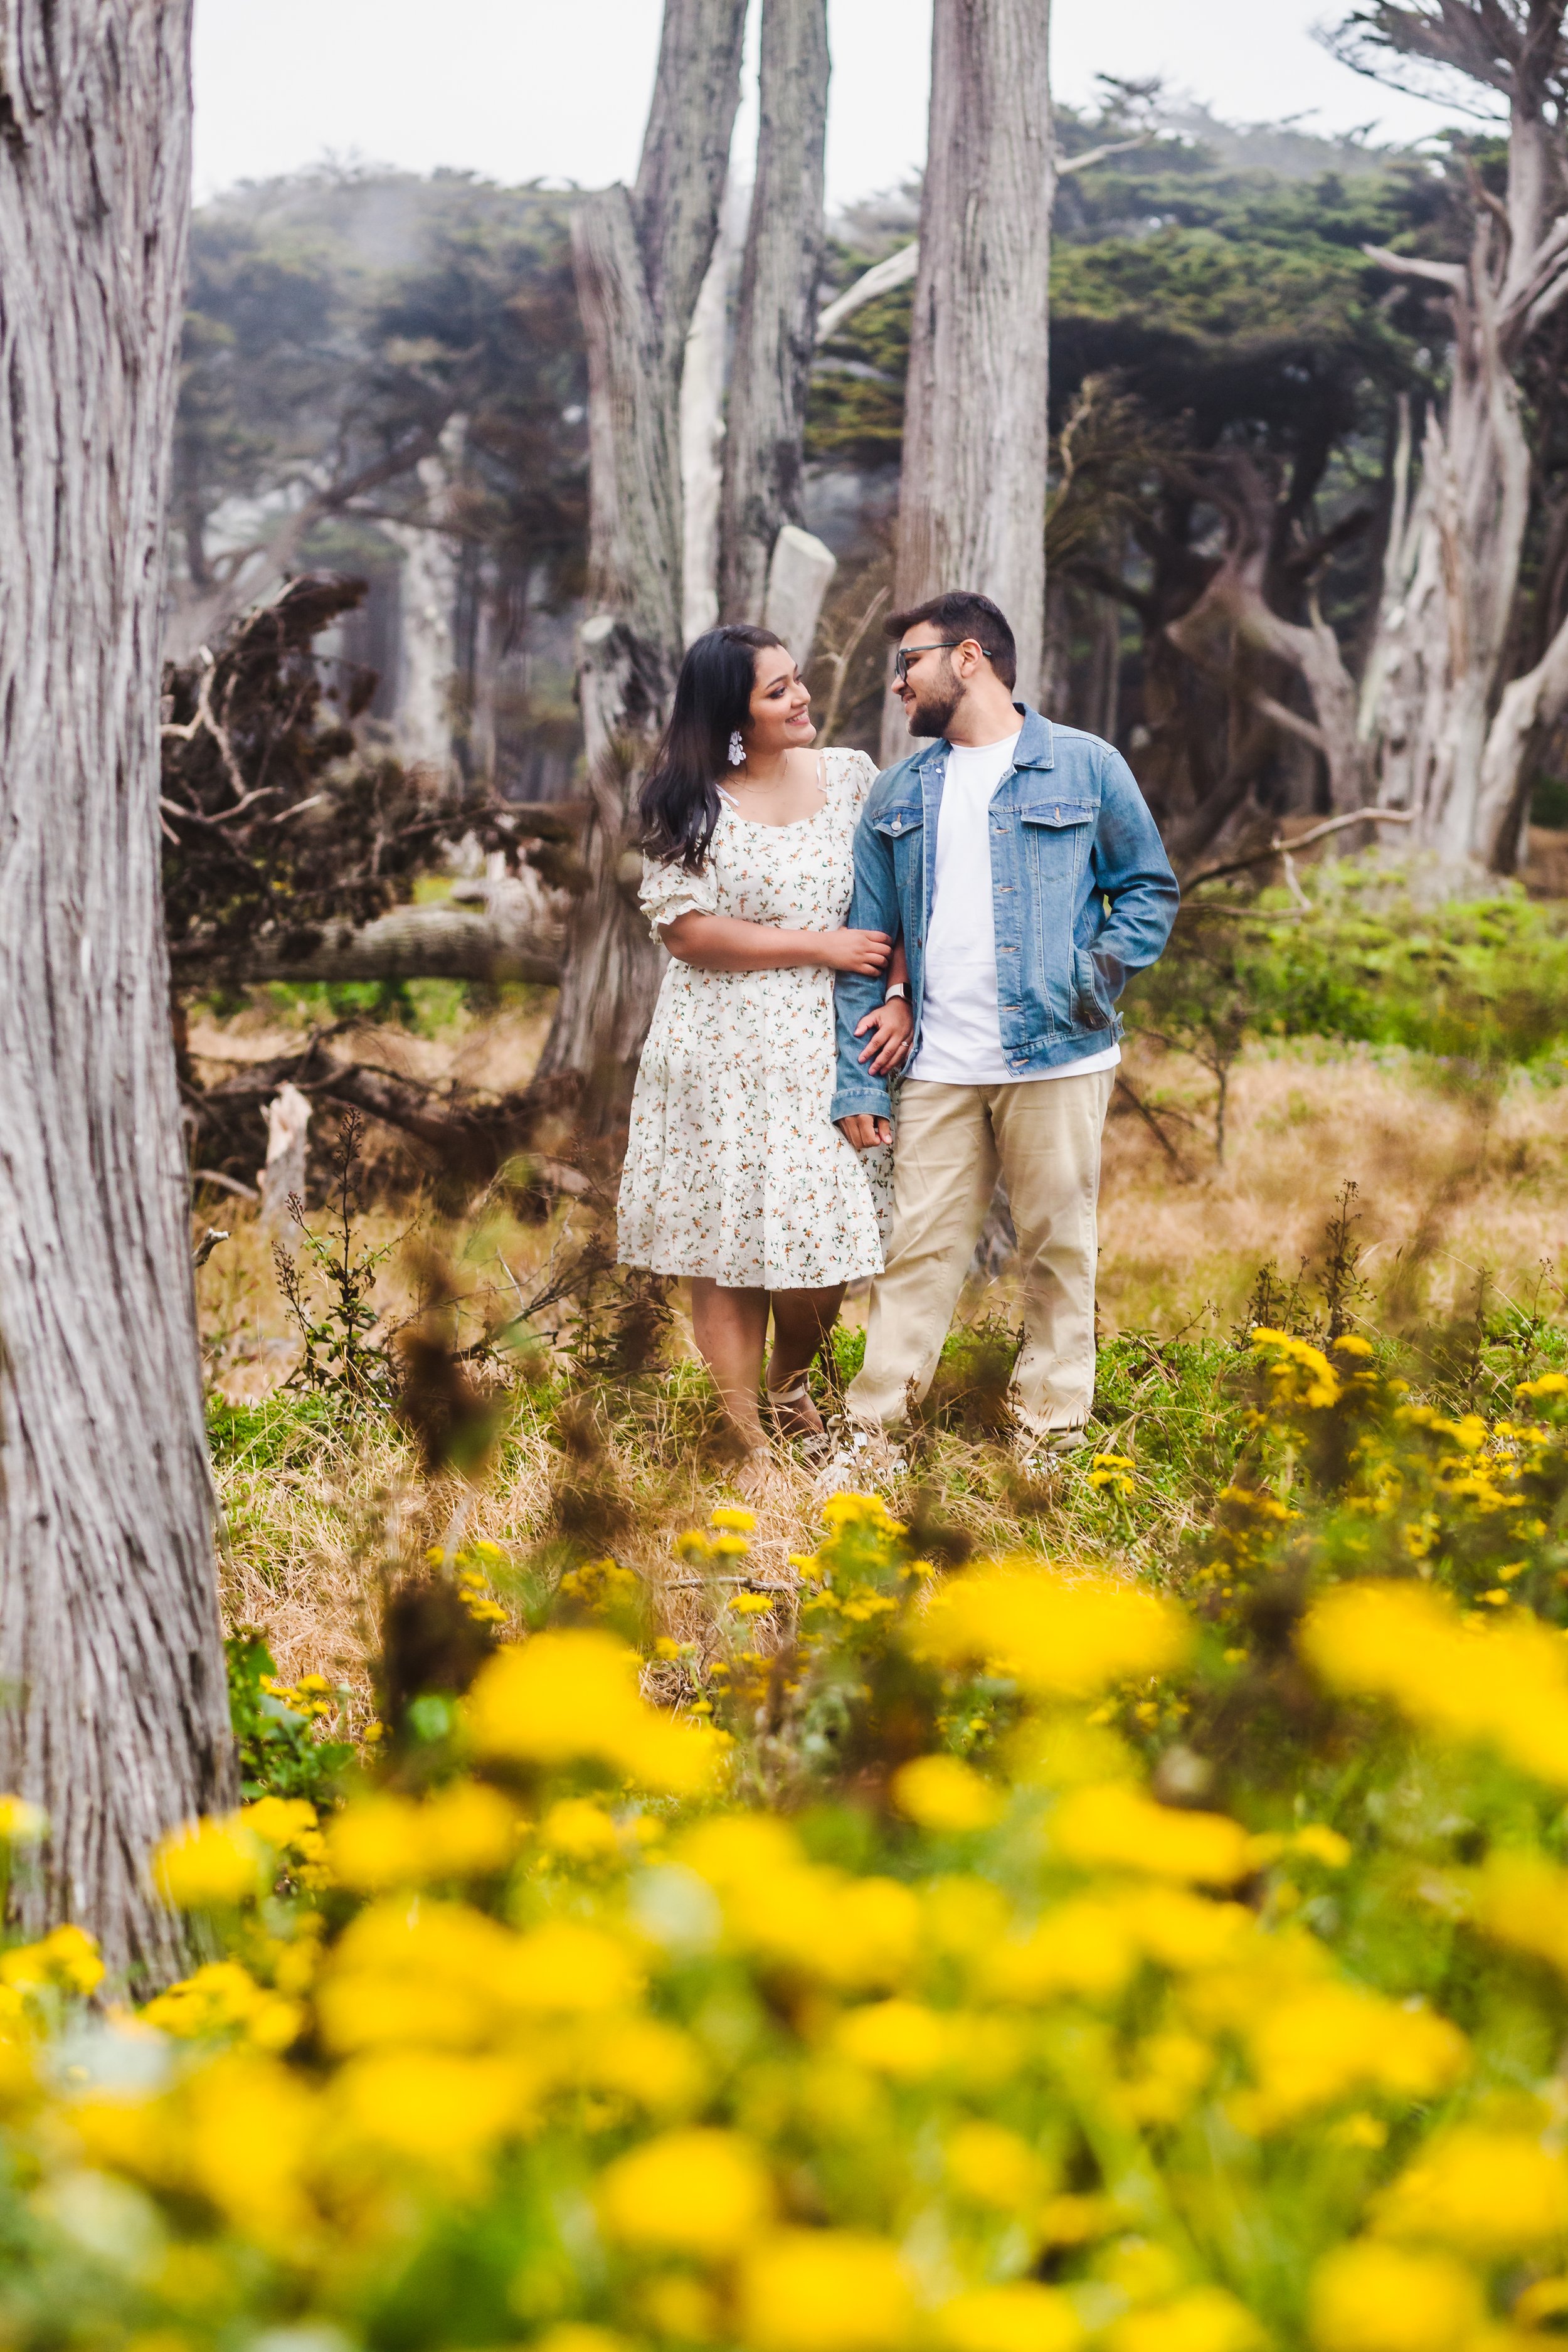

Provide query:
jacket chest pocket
left=1018, top=799, right=1096, bottom=888
left=872, top=806, right=924, bottom=886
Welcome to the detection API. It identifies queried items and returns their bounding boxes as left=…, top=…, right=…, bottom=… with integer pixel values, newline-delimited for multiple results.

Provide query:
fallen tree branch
left=1114, top=1074, right=1197, bottom=1183
left=172, top=903, right=563, bottom=990
left=1186, top=807, right=1417, bottom=891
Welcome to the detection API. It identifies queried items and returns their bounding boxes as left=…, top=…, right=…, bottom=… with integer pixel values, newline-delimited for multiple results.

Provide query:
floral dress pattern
left=617, top=747, right=893, bottom=1290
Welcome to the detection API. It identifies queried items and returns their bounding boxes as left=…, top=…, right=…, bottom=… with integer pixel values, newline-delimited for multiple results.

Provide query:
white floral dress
left=617, top=748, right=893, bottom=1290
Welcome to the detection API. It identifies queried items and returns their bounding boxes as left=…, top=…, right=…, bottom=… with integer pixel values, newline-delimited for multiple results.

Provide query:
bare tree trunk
left=536, top=0, right=747, bottom=1133
left=0, top=0, right=236, bottom=1985
left=884, top=0, right=1054, bottom=761
left=719, top=0, right=831, bottom=627
left=1350, top=7, right=1568, bottom=869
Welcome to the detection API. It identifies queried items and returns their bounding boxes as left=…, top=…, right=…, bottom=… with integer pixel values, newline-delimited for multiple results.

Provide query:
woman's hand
left=818, top=928, right=893, bottom=976
left=855, top=995, right=914, bottom=1076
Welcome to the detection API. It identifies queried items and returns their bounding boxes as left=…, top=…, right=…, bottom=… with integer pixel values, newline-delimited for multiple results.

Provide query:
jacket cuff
left=831, top=1083, right=892, bottom=1125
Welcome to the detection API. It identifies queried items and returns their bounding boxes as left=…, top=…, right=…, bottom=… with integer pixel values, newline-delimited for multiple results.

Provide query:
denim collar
left=909, top=700, right=1055, bottom=775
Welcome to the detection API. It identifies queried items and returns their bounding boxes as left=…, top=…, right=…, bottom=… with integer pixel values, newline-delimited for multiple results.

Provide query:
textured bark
left=719, top=0, right=831, bottom=625
left=885, top=0, right=1054, bottom=760
left=0, top=0, right=236, bottom=1984
left=1354, top=6, right=1568, bottom=867
left=538, top=0, right=747, bottom=1131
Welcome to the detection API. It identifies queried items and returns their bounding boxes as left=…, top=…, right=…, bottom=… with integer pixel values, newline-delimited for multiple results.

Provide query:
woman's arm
left=661, top=912, right=891, bottom=976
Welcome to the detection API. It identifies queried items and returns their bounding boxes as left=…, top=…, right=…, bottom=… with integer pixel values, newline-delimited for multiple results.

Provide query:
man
left=831, top=590, right=1179, bottom=1461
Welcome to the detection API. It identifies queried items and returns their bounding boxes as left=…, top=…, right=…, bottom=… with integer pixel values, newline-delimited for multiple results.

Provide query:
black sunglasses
left=894, top=639, right=996, bottom=684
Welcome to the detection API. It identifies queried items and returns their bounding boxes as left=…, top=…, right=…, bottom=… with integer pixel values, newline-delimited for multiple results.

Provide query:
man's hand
left=854, top=995, right=914, bottom=1077
left=839, top=1113, right=892, bottom=1152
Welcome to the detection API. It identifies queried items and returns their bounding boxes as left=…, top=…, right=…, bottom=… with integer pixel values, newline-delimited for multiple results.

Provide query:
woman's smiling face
left=744, top=644, right=815, bottom=755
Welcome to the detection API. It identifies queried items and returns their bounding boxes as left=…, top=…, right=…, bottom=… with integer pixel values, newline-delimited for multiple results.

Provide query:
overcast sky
left=192, top=0, right=1467, bottom=213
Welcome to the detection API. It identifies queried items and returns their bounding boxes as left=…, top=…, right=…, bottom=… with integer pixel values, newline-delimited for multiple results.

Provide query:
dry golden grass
left=1100, top=1037, right=1568, bottom=1332
left=193, top=1001, right=1568, bottom=1692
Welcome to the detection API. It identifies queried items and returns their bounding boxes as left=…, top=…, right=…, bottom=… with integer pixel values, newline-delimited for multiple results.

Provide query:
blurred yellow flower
left=152, top=1817, right=269, bottom=1910
left=598, top=2127, right=773, bottom=2257
left=1374, top=2126, right=1568, bottom=2254
left=944, top=2121, right=1051, bottom=2212
left=1237, top=1983, right=1467, bottom=2130
left=891, top=1755, right=1002, bottom=1833
left=982, top=1898, right=1136, bottom=2003
left=1303, top=1581, right=1568, bottom=1785
left=913, top=1564, right=1189, bottom=1695
left=711, top=1507, right=756, bottom=1533
left=1050, top=1783, right=1253, bottom=1886
left=835, top=1999, right=951, bottom=2080
left=1309, top=2242, right=1481, bottom=2352
left=331, top=2046, right=534, bottom=2168
left=542, top=1796, right=624, bottom=1861
left=0, top=1924, right=103, bottom=1998
left=740, top=2230, right=913, bottom=2352
left=1110, top=2289, right=1263, bottom=2352
left=938, top=2284, right=1083, bottom=2352
left=465, top=1630, right=719, bottom=1794
left=0, top=1796, right=45, bottom=1843
left=142, top=1961, right=300, bottom=2052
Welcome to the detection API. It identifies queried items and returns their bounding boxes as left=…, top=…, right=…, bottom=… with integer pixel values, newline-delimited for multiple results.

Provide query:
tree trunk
left=0, top=0, right=236, bottom=1985
left=535, top=0, right=747, bottom=1134
left=719, top=0, right=831, bottom=628
left=884, top=0, right=1054, bottom=761
left=1352, top=8, right=1568, bottom=869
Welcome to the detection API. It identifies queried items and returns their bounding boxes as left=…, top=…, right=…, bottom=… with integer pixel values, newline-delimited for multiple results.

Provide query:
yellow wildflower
left=152, top=1817, right=269, bottom=1910
left=710, top=1507, right=756, bottom=1534
left=1373, top=2126, right=1568, bottom=2254
left=1309, top=2242, right=1481, bottom=2352
left=0, top=1797, right=45, bottom=1843
left=944, top=2121, right=1051, bottom=2212
left=1050, top=1782, right=1253, bottom=1885
left=541, top=1796, right=623, bottom=1862
left=891, top=1755, right=1002, bottom=1833
left=1251, top=1328, right=1342, bottom=1409
left=1110, top=2290, right=1263, bottom=2352
left=835, top=1999, right=951, bottom=2081
left=739, top=2231, right=913, bottom=2352
left=1237, top=1982, right=1467, bottom=2129
left=464, top=1629, right=720, bottom=1794
left=142, top=1961, right=300, bottom=2052
left=598, top=2127, right=773, bottom=2258
left=1303, top=1581, right=1568, bottom=1786
left=913, top=1564, right=1189, bottom=1694
left=0, top=1924, right=103, bottom=1998
left=938, top=2284, right=1083, bottom=2352
left=331, top=2046, right=534, bottom=2169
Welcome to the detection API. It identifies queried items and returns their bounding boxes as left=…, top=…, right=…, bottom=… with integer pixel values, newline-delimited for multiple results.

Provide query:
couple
left=616, top=589, right=1179, bottom=1486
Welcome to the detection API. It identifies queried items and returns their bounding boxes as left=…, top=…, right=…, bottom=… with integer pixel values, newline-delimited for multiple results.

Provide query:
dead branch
left=1186, top=806, right=1418, bottom=890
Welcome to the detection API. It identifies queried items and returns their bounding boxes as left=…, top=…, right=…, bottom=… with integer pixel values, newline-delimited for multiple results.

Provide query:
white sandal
left=766, top=1371, right=824, bottom=1438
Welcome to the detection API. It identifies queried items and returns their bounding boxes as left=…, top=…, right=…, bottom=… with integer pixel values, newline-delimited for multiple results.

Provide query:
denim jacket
left=831, top=705, right=1180, bottom=1124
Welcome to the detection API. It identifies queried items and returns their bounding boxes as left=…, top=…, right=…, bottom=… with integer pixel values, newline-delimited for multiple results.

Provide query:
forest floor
left=193, top=997, right=1568, bottom=1715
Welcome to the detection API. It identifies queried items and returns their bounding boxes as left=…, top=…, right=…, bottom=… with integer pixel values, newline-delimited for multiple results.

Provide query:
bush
left=1128, top=863, right=1568, bottom=1069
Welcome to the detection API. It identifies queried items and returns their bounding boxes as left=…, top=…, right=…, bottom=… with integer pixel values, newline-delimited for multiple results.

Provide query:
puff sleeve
left=639, top=852, right=719, bottom=942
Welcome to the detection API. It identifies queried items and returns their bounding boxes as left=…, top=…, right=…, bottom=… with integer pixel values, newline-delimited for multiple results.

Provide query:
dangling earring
left=728, top=730, right=746, bottom=768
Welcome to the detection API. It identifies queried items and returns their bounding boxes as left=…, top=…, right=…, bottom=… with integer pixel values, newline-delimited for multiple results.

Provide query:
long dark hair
left=639, top=624, right=785, bottom=872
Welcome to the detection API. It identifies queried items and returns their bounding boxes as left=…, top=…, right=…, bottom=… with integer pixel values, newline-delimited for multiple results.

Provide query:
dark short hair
left=885, top=590, right=1017, bottom=691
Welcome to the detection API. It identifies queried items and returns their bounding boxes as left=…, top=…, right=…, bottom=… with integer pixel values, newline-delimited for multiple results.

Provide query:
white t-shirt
left=906, top=731, right=1121, bottom=1088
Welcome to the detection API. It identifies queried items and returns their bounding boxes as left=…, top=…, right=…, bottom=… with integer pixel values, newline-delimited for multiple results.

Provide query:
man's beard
left=904, top=664, right=963, bottom=738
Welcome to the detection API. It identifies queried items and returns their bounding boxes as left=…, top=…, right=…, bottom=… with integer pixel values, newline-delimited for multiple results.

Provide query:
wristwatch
left=884, top=983, right=908, bottom=1002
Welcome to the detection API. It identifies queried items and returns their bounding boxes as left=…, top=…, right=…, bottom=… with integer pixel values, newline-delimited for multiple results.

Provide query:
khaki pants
left=846, top=1067, right=1116, bottom=1439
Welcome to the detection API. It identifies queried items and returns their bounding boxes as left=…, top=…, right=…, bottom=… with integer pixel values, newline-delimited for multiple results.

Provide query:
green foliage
left=225, top=1629, right=352, bottom=1804
left=1129, top=869, right=1568, bottom=1072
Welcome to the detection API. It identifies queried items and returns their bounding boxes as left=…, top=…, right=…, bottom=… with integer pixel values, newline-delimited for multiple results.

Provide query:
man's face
left=894, top=634, right=965, bottom=738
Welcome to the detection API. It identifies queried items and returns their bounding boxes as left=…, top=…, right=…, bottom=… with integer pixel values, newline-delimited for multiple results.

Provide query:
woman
left=617, top=625, right=911, bottom=1476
